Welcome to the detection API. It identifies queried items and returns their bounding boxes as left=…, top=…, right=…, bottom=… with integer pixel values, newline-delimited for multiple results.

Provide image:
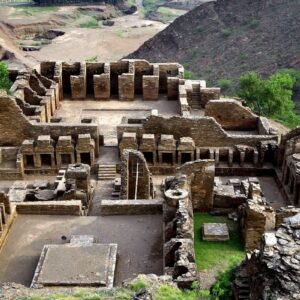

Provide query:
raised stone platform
left=202, top=223, right=229, bottom=241
left=31, top=235, right=117, bottom=288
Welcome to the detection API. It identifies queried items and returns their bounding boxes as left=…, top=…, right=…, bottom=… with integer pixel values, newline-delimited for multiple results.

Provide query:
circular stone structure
left=164, top=188, right=189, bottom=207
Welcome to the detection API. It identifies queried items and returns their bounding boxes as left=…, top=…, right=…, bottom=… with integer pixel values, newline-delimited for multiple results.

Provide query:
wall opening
left=61, top=154, right=71, bottom=166
left=80, top=152, right=91, bottom=165
left=40, top=154, right=52, bottom=167
left=143, top=152, right=154, bottom=164
left=25, top=155, right=34, bottom=167
left=162, top=152, right=173, bottom=165
left=181, top=152, right=192, bottom=164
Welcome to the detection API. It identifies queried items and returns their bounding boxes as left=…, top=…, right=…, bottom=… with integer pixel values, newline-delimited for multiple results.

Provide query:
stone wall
left=39, top=60, right=184, bottom=102
left=163, top=182, right=197, bottom=289
left=205, top=99, right=258, bottom=130
left=16, top=200, right=83, bottom=215
left=100, top=199, right=163, bottom=215
left=117, top=115, right=278, bottom=149
left=177, top=160, right=215, bottom=211
left=0, top=93, right=99, bottom=155
left=233, top=214, right=300, bottom=300
left=238, top=183, right=276, bottom=251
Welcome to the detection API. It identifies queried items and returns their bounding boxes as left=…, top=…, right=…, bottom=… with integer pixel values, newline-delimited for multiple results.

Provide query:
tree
left=238, top=71, right=295, bottom=117
left=0, top=62, right=12, bottom=92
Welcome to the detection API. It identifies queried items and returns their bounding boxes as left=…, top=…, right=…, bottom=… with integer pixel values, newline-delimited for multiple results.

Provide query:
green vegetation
left=0, top=62, right=12, bottom=92
left=210, top=262, right=238, bottom=300
left=16, top=6, right=58, bottom=17
left=221, top=28, right=232, bottom=38
left=194, top=213, right=245, bottom=270
left=79, top=16, right=99, bottom=28
left=22, top=282, right=212, bottom=300
left=184, top=69, right=198, bottom=80
left=115, top=28, right=132, bottom=38
left=279, top=68, right=300, bottom=112
left=248, top=19, right=260, bottom=29
left=156, top=7, right=186, bottom=23
left=86, top=56, right=99, bottom=63
left=143, top=0, right=165, bottom=16
left=218, top=78, right=232, bottom=93
left=238, top=71, right=300, bottom=128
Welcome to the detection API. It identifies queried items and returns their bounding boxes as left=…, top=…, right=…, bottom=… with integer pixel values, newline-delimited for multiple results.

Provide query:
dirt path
left=0, top=5, right=167, bottom=64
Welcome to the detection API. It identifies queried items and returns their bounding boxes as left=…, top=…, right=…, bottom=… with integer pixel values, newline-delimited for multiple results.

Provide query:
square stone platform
left=202, top=223, right=229, bottom=241
left=31, top=239, right=117, bottom=288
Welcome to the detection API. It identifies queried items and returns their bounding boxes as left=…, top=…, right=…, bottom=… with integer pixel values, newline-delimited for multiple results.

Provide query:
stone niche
left=158, top=135, right=176, bottom=165
left=31, top=235, right=117, bottom=288
left=35, top=135, right=56, bottom=169
left=139, top=134, right=157, bottom=165
left=76, top=134, right=95, bottom=165
left=177, top=137, right=195, bottom=165
left=56, top=136, right=75, bottom=168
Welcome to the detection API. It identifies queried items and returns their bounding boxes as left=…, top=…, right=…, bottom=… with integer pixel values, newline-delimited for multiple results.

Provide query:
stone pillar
left=200, top=87, right=220, bottom=108
left=167, top=77, right=179, bottom=100
left=94, top=74, right=110, bottom=100
left=143, top=75, right=159, bottom=100
left=119, top=132, right=138, bottom=159
left=118, top=74, right=134, bottom=101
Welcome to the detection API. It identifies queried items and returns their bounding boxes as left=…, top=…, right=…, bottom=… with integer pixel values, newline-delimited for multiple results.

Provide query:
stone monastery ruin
left=0, top=59, right=299, bottom=299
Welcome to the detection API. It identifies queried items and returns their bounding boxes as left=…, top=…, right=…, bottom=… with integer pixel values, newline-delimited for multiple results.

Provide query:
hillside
left=127, top=0, right=300, bottom=86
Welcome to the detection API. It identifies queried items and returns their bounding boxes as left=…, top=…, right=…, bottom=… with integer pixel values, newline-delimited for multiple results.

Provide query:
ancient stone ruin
left=0, top=59, right=299, bottom=298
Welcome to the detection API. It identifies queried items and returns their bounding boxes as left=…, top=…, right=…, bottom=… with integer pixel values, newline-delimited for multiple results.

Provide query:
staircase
left=191, top=83, right=201, bottom=109
left=234, top=276, right=250, bottom=300
left=98, top=164, right=116, bottom=181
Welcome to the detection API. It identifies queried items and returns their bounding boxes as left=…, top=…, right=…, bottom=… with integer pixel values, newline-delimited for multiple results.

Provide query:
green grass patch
left=194, top=213, right=245, bottom=270
left=115, top=27, right=132, bottom=38
left=16, top=6, right=58, bottom=17
left=86, top=56, right=99, bottom=63
left=79, top=16, right=99, bottom=28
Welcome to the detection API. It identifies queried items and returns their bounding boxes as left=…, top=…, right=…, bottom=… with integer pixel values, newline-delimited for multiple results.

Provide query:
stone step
left=98, top=168, right=115, bottom=172
left=98, top=176, right=115, bottom=180
left=98, top=164, right=116, bottom=180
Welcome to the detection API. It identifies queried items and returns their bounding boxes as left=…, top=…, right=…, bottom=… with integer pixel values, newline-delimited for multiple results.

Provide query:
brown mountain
left=127, top=0, right=300, bottom=85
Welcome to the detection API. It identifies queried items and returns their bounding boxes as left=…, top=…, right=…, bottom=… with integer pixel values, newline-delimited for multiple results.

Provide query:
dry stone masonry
left=0, top=59, right=300, bottom=298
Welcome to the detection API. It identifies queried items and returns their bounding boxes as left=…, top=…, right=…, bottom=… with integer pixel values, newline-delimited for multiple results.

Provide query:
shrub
left=0, top=62, right=12, bottom=92
left=80, top=16, right=98, bottom=28
left=218, top=78, right=232, bottom=92
left=248, top=19, right=260, bottom=29
left=129, top=278, right=148, bottom=292
left=221, top=28, right=232, bottom=38
left=184, top=70, right=198, bottom=80
left=210, top=259, right=240, bottom=300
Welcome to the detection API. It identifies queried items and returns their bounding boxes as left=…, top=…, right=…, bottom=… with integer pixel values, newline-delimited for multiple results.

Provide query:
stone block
left=202, top=223, right=229, bottom=241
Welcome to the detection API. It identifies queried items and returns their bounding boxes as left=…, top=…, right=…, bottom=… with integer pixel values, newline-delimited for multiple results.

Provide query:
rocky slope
left=127, top=0, right=300, bottom=85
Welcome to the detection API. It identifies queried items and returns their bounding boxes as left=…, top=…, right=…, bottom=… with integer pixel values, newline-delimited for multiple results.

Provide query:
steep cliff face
left=127, top=0, right=300, bottom=84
